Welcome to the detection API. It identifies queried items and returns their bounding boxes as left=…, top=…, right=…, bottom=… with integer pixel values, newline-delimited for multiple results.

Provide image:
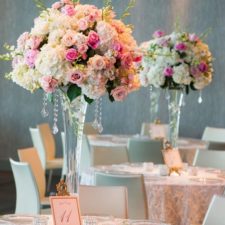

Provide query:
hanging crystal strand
left=182, top=88, right=186, bottom=106
left=92, top=98, right=99, bottom=129
left=97, top=97, right=103, bottom=133
left=52, top=91, right=59, bottom=134
left=198, top=90, right=203, bottom=104
left=41, top=92, right=49, bottom=118
left=165, top=89, right=170, bottom=100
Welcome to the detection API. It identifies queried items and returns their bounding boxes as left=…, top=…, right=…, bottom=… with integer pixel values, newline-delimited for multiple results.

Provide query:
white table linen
left=88, top=135, right=207, bottom=165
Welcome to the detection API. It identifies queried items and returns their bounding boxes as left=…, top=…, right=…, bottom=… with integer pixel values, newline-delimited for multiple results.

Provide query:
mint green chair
left=10, top=159, right=40, bottom=214
left=193, top=149, right=225, bottom=169
left=95, top=172, right=148, bottom=219
left=203, top=195, right=225, bottom=225
left=92, top=146, right=129, bottom=166
left=127, top=138, right=164, bottom=163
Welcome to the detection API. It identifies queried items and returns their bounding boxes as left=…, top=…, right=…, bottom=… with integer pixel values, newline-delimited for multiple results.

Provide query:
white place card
left=150, top=123, right=169, bottom=140
left=162, top=148, right=183, bottom=169
left=50, top=195, right=82, bottom=225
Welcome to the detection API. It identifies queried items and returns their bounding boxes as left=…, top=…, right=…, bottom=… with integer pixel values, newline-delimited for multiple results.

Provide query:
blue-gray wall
left=0, top=0, right=224, bottom=159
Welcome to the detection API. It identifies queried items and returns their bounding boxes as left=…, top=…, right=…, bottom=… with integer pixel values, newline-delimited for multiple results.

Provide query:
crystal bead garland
left=52, top=91, right=59, bottom=135
left=198, top=90, right=203, bottom=104
left=41, top=93, right=49, bottom=118
left=92, top=98, right=103, bottom=133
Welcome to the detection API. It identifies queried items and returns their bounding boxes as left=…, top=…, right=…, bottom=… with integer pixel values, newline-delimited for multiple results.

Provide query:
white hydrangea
left=11, top=64, right=41, bottom=91
left=173, top=64, right=192, bottom=85
left=147, top=66, right=165, bottom=87
left=35, top=45, right=69, bottom=82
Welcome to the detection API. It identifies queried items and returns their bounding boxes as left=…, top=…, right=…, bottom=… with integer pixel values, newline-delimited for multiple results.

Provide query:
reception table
left=0, top=215, right=170, bottom=225
left=88, top=135, right=207, bottom=165
left=81, top=163, right=225, bottom=225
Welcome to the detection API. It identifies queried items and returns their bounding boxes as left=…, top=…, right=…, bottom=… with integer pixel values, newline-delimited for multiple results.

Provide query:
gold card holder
left=162, top=142, right=183, bottom=175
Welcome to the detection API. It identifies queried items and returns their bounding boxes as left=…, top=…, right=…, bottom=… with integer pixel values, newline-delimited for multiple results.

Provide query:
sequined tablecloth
left=81, top=164, right=225, bottom=225
left=0, top=215, right=170, bottom=225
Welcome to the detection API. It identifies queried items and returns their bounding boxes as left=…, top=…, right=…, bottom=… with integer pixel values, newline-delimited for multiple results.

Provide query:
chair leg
left=47, top=170, right=53, bottom=193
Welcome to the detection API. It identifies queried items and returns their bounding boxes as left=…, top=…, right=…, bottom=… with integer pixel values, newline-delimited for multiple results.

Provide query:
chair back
left=193, top=149, right=225, bottom=169
left=79, top=185, right=128, bottom=219
left=202, top=127, right=225, bottom=143
left=128, top=138, right=164, bottom=163
left=38, top=123, right=55, bottom=160
left=84, top=123, right=99, bottom=135
left=95, top=172, right=148, bottom=219
left=18, top=147, right=46, bottom=200
left=92, top=146, right=129, bottom=166
left=140, top=123, right=150, bottom=136
left=203, top=195, right=225, bottom=225
left=10, top=159, right=40, bottom=214
left=29, top=127, right=46, bottom=169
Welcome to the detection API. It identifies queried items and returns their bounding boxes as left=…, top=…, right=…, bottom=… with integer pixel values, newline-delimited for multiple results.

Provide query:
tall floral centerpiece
left=140, top=30, right=213, bottom=147
left=0, top=0, right=141, bottom=193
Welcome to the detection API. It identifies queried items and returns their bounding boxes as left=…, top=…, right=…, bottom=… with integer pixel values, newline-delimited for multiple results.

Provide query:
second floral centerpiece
left=1, top=0, right=141, bottom=193
left=140, top=30, right=213, bottom=147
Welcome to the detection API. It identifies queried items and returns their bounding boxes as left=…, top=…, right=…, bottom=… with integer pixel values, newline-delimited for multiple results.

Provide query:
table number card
left=50, top=195, right=82, bottom=225
left=150, top=123, right=169, bottom=140
left=162, top=148, right=183, bottom=170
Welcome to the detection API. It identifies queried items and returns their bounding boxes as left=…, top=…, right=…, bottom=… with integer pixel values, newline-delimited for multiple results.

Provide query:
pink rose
left=65, top=48, right=79, bottom=62
left=190, top=66, right=200, bottom=77
left=78, top=18, right=89, bottom=31
left=87, top=31, right=100, bottom=49
left=62, top=31, right=76, bottom=47
left=62, top=5, right=75, bottom=16
left=40, top=76, right=58, bottom=93
left=25, top=49, right=39, bottom=68
left=163, top=67, right=174, bottom=77
left=189, top=33, right=199, bottom=42
left=111, top=86, right=128, bottom=101
left=77, top=44, right=88, bottom=54
left=113, top=41, right=123, bottom=57
left=68, top=70, right=84, bottom=85
left=121, top=53, right=133, bottom=69
left=52, top=2, right=61, bottom=9
left=153, top=30, right=165, bottom=38
left=198, top=62, right=208, bottom=73
left=27, top=36, right=43, bottom=50
left=175, top=42, right=187, bottom=52
left=89, top=55, right=106, bottom=70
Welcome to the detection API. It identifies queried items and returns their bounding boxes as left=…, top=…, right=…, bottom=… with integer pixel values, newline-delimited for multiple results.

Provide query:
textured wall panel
left=0, top=0, right=224, bottom=158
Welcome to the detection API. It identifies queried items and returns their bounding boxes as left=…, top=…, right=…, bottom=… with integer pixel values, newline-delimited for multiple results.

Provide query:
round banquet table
left=80, top=163, right=225, bottom=225
left=88, top=135, right=207, bottom=165
left=0, top=215, right=170, bottom=225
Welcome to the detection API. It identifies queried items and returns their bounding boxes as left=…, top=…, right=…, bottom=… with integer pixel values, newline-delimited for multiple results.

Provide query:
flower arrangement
left=1, top=0, right=141, bottom=103
left=140, top=30, right=213, bottom=93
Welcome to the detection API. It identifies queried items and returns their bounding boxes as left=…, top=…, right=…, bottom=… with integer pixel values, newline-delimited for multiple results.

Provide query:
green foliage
left=72, top=0, right=80, bottom=3
left=33, top=0, right=46, bottom=11
left=84, top=95, right=94, bottom=104
left=120, top=0, right=136, bottom=20
left=67, top=84, right=81, bottom=102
